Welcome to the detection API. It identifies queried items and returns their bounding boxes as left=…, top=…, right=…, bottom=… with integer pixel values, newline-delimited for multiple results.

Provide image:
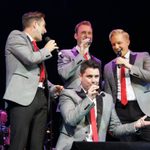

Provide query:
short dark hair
left=22, top=11, right=45, bottom=29
left=74, top=20, right=92, bottom=33
left=80, top=60, right=100, bottom=74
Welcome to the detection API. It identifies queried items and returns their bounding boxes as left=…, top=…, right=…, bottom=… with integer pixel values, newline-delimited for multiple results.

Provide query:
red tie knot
left=84, top=52, right=88, bottom=60
left=32, top=40, right=39, bottom=51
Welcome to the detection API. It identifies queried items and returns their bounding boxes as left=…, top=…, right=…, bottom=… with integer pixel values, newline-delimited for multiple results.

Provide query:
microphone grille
left=45, top=36, right=51, bottom=42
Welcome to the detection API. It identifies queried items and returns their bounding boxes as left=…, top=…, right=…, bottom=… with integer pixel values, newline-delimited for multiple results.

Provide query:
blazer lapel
left=129, top=51, right=137, bottom=65
left=26, top=35, right=35, bottom=51
left=76, top=88, right=87, bottom=99
left=26, top=34, right=49, bottom=83
left=96, top=94, right=103, bottom=130
left=112, top=60, right=119, bottom=102
left=76, top=88, right=90, bottom=126
left=71, top=47, right=79, bottom=57
left=112, top=60, right=117, bottom=82
left=76, top=88, right=103, bottom=131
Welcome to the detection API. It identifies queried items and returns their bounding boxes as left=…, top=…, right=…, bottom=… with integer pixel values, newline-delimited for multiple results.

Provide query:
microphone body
left=116, top=48, right=122, bottom=57
left=116, top=48, right=122, bottom=68
left=45, top=36, right=60, bottom=53
left=82, top=38, right=92, bottom=46
left=87, top=40, right=92, bottom=46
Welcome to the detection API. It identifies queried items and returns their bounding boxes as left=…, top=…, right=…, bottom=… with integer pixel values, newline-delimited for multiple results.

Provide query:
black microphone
left=116, top=48, right=122, bottom=68
left=87, top=40, right=92, bottom=46
left=100, top=92, right=105, bottom=97
left=82, top=38, right=92, bottom=46
left=45, top=36, right=51, bottom=43
left=45, top=36, right=60, bottom=53
left=117, top=48, right=122, bottom=57
left=86, top=38, right=92, bottom=46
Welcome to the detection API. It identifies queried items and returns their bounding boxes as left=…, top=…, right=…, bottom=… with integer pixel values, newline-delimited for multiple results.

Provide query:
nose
left=44, top=28, right=47, bottom=34
left=91, top=78, right=97, bottom=84
left=114, top=45, right=120, bottom=50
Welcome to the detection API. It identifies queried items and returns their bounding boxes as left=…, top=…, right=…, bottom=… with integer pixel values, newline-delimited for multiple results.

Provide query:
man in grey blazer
left=3, top=11, right=63, bottom=150
left=56, top=60, right=150, bottom=150
left=104, top=29, right=150, bottom=141
left=57, top=20, right=101, bottom=89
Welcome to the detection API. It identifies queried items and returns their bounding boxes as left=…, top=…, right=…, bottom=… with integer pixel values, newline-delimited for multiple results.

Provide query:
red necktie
left=32, top=41, right=46, bottom=82
left=120, top=66, right=128, bottom=105
left=90, top=106, right=99, bottom=141
left=84, top=52, right=89, bottom=60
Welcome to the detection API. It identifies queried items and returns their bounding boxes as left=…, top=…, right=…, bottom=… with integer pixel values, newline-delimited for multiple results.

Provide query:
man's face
left=110, top=33, right=130, bottom=57
left=34, top=18, right=47, bottom=41
left=80, top=68, right=100, bottom=91
left=74, top=24, right=93, bottom=46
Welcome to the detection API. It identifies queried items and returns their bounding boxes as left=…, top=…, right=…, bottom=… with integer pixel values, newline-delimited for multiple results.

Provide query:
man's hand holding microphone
left=79, top=38, right=92, bottom=57
left=116, top=48, right=132, bottom=69
left=44, top=36, right=59, bottom=53
left=87, top=84, right=99, bottom=100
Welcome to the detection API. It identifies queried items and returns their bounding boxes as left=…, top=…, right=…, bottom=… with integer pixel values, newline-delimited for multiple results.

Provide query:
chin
left=38, top=37, right=42, bottom=42
left=40, top=35, right=43, bottom=41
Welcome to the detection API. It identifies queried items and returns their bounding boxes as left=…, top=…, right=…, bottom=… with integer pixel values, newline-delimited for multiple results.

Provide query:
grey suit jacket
left=56, top=88, right=136, bottom=150
left=3, top=30, right=54, bottom=106
left=104, top=51, right=150, bottom=116
left=57, top=47, right=101, bottom=88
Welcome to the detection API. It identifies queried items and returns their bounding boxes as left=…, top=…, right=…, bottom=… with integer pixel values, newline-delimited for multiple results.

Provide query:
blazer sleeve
left=109, top=104, right=136, bottom=137
left=57, top=49, right=84, bottom=80
left=6, top=30, right=52, bottom=66
left=58, top=89, right=94, bottom=126
left=129, top=52, right=150, bottom=82
left=103, top=64, right=114, bottom=96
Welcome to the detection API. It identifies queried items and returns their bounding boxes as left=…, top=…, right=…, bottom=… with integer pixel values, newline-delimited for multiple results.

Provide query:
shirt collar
left=24, top=32, right=34, bottom=42
left=80, top=85, right=87, bottom=94
left=124, top=50, right=130, bottom=59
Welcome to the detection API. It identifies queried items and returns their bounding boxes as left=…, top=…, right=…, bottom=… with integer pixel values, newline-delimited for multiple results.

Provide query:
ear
left=32, top=20, right=37, bottom=29
left=74, top=33, right=77, bottom=40
left=127, top=39, right=130, bottom=46
left=79, top=73, right=82, bottom=80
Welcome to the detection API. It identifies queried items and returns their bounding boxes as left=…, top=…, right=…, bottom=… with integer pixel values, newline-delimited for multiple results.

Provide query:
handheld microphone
left=82, top=38, right=92, bottom=46
left=100, top=92, right=105, bottom=97
left=87, top=40, right=92, bottom=46
left=45, top=36, right=60, bottom=53
left=45, top=36, right=51, bottom=43
left=116, top=48, right=122, bottom=68
left=87, top=38, right=92, bottom=46
left=117, top=48, right=122, bottom=57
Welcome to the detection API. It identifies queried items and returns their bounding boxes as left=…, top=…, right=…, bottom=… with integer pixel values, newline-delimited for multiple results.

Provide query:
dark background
left=0, top=0, right=150, bottom=147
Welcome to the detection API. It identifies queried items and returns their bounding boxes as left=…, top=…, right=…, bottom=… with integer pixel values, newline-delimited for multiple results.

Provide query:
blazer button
left=46, top=55, right=50, bottom=57
left=38, top=74, right=40, bottom=76
left=85, top=131, right=88, bottom=134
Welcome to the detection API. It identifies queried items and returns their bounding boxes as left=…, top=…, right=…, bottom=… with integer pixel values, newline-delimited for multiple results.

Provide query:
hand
left=87, top=84, right=99, bottom=100
left=116, top=57, right=132, bottom=69
left=79, top=38, right=91, bottom=55
left=53, top=85, right=64, bottom=96
left=134, top=115, right=150, bottom=129
left=44, top=40, right=59, bottom=53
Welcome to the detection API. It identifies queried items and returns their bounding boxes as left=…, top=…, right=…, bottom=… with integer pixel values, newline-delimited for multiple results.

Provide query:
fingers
left=135, top=115, right=150, bottom=129
left=138, top=116, right=149, bottom=128
left=45, top=40, right=59, bottom=52
left=81, top=38, right=91, bottom=45
left=87, top=85, right=99, bottom=100
left=140, top=118, right=145, bottom=128
left=141, top=115, right=147, bottom=120
left=80, top=38, right=91, bottom=53
left=56, top=85, right=64, bottom=91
